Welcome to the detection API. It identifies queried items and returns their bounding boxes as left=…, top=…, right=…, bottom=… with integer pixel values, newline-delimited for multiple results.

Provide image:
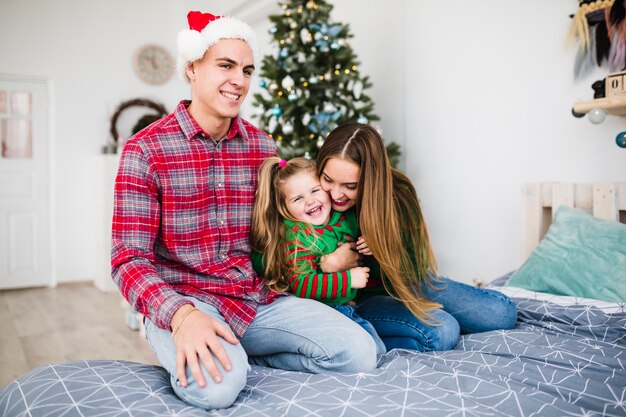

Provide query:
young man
left=111, top=11, right=377, bottom=410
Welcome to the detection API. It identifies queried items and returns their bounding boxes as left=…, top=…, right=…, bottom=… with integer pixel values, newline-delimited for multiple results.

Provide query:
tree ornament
left=283, top=123, right=294, bottom=135
left=300, top=28, right=313, bottom=44
left=288, top=91, right=298, bottom=101
left=353, top=80, right=363, bottom=99
left=268, top=117, right=277, bottom=133
left=281, top=75, right=295, bottom=90
left=323, top=103, right=336, bottom=112
left=271, top=105, right=283, bottom=117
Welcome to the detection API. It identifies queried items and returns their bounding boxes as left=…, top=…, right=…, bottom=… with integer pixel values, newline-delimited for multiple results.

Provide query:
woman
left=316, top=123, right=517, bottom=352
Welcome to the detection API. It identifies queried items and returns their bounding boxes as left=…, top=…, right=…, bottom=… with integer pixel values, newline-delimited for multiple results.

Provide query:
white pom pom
left=177, top=30, right=207, bottom=63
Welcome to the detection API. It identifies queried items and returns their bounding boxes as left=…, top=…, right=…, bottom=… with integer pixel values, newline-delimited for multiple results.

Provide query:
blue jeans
left=335, top=304, right=387, bottom=355
left=355, top=276, right=517, bottom=352
left=145, top=295, right=377, bottom=409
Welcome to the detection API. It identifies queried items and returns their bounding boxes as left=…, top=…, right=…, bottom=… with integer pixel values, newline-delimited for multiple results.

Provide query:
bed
left=1, top=182, right=625, bottom=417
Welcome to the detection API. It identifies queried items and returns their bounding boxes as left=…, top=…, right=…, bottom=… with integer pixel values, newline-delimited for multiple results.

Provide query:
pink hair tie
left=278, top=159, right=287, bottom=168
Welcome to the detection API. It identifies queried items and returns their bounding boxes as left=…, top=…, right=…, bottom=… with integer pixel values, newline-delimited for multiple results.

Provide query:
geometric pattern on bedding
left=1, top=297, right=625, bottom=417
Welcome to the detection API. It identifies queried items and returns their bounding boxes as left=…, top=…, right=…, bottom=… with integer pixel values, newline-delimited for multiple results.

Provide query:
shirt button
left=219, top=220, right=225, bottom=225
left=217, top=182, right=223, bottom=188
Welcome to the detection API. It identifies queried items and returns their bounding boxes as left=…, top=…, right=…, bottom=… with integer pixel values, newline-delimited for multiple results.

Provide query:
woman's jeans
left=355, top=276, right=518, bottom=352
left=145, top=295, right=377, bottom=410
left=335, top=304, right=387, bottom=355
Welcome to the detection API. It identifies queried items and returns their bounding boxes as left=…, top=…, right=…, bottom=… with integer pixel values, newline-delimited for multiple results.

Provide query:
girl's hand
left=320, top=241, right=362, bottom=272
left=356, top=236, right=372, bottom=256
left=350, top=266, right=370, bottom=288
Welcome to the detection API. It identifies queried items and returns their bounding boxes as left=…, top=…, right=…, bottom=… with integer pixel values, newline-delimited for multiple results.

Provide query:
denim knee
left=462, top=291, right=518, bottom=333
left=171, top=351, right=249, bottom=410
left=486, top=292, right=518, bottom=331
left=325, top=326, right=378, bottom=372
left=426, top=315, right=460, bottom=351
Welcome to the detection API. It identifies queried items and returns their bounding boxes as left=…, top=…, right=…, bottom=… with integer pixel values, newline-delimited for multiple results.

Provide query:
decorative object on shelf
left=566, top=0, right=626, bottom=78
left=105, top=98, right=168, bottom=154
left=588, top=107, right=608, bottom=123
left=133, top=44, right=175, bottom=85
left=616, top=131, right=626, bottom=148
left=572, top=69, right=626, bottom=117
left=592, top=78, right=606, bottom=98
left=605, top=69, right=626, bottom=96
left=572, top=70, right=626, bottom=148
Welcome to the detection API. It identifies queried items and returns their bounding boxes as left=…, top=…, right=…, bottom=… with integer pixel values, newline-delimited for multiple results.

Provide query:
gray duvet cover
left=1, top=282, right=624, bottom=417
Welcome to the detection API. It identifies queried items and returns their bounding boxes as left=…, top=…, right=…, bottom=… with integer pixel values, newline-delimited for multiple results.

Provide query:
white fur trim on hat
left=176, top=15, right=258, bottom=82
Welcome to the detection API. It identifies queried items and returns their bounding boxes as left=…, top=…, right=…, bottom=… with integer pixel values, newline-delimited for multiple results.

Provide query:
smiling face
left=319, top=157, right=360, bottom=212
left=281, top=171, right=332, bottom=226
left=186, top=38, right=254, bottom=126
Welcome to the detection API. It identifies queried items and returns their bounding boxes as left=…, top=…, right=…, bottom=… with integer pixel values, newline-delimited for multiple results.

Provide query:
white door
left=0, top=76, right=52, bottom=289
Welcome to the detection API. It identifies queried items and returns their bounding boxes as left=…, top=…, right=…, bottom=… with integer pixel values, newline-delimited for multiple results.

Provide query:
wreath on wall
left=108, top=98, right=168, bottom=151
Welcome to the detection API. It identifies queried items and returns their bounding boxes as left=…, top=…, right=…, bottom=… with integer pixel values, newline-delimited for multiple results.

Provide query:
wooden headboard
left=522, top=182, right=626, bottom=259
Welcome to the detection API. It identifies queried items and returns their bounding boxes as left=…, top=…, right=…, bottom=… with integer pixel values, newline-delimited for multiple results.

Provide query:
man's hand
left=171, top=305, right=240, bottom=388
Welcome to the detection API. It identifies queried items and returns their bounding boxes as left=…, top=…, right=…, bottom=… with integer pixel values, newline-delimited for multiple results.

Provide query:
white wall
left=1, top=0, right=624, bottom=286
left=404, top=0, right=626, bottom=282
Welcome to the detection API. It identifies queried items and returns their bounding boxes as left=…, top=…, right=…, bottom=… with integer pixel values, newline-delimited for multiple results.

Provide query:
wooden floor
left=0, top=282, right=159, bottom=387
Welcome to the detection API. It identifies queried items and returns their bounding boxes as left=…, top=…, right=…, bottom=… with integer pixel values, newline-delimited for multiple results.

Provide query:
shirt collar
left=175, top=100, right=244, bottom=141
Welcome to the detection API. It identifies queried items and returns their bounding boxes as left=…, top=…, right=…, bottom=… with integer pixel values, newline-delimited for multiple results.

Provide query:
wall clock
left=133, top=44, right=174, bottom=85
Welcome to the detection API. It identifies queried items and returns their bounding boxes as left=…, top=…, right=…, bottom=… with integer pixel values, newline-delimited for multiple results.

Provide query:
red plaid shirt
left=111, top=101, right=280, bottom=336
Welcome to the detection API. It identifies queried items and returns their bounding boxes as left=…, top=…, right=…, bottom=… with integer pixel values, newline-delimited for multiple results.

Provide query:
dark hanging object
left=609, top=0, right=626, bottom=25
left=567, top=0, right=626, bottom=76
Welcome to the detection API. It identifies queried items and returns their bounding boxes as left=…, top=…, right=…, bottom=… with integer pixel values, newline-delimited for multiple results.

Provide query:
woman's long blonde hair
left=316, top=123, right=442, bottom=323
left=251, top=157, right=319, bottom=292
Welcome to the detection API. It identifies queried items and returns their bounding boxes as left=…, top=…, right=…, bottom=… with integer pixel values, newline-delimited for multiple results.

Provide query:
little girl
left=251, top=157, right=386, bottom=354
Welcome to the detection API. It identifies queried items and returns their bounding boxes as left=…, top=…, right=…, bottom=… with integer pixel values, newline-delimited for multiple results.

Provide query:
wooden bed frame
left=522, top=182, right=626, bottom=259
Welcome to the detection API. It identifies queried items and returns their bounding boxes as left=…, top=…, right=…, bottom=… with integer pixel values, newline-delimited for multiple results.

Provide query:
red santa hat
left=176, top=11, right=258, bottom=82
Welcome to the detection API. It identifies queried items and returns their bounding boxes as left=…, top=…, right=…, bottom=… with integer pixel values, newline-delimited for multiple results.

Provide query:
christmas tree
left=253, top=0, right=400, bottom=163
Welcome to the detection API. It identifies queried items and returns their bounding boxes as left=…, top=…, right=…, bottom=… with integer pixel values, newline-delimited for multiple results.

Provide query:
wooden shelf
left=573, top=96, right=626, bottom=116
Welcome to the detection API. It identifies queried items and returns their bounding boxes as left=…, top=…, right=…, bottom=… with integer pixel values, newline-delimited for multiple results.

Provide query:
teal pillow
left=506, top=206, right=626, bottom=303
